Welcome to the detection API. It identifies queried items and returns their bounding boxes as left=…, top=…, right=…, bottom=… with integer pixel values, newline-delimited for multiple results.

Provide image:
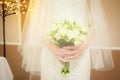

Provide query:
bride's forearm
left=43, top=38, right=70, bottom=63
left=43, top=37, right=60, bottom=55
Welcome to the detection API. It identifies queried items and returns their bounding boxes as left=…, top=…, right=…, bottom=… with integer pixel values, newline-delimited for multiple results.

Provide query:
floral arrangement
left=48, top=19, right=90, bottom=74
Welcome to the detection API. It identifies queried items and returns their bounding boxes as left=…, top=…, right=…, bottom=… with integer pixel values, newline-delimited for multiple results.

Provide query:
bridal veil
left=18, top=0, right=119, bottom=78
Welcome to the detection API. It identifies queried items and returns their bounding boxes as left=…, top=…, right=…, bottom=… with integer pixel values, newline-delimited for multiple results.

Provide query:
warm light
left=22, top=0, right=26, bottom=3
left=0, top=0, right=28, bottom=16
left=25, top=5, right=27, bottom=8
left=22, top=11, right=25, bottom=14
left=0, top=1, right=3, bottom=4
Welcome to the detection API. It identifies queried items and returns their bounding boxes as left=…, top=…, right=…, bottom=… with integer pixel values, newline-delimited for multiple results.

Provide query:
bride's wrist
left=45, top=39, right=60, bottom=55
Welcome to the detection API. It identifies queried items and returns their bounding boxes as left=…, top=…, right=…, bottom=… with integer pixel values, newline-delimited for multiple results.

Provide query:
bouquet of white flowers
left=48, top=19, right=90, bottom=74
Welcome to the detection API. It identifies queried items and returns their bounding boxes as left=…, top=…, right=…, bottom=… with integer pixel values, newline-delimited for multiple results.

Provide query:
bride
left=18, top=0, right=115, bottom=80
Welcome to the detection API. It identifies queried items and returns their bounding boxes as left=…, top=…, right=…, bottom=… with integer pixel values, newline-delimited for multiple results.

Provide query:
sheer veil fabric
left=18, top=0, right=118, bottom=80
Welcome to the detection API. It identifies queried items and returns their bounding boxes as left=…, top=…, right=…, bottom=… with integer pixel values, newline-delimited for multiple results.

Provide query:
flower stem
left=61, top=62, right=69, bottom=74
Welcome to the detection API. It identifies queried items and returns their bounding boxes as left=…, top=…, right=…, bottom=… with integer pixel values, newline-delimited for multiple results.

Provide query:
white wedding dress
left=18, top=0, right=117, bottom=80
left=41, top=0, right=91, bottom=80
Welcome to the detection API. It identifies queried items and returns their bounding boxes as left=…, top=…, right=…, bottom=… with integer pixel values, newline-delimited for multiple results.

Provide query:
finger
left=56, top=48, right=74, bottom=57
left=63, top=46, right=76, bottom=50
left=61, top=50, right=80, bottom=56
left=56, top=51, right=68, bottom=57
left=64, top=53, right=80, bottom=60
left=57, top=56, right=72, bottom=62
left=56, top=49, right=69, bottom=56
left=58, top=59, right=64, bottom=67
left=58, top=48, right=70, bottom=52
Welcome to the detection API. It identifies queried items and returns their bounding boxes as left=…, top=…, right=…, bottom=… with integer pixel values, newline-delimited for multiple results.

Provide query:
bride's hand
left=46, top=40, right=73, bottom=63
left=56, top=39, right=89, bottom=63
left=46, top=39, right=89, bottom=63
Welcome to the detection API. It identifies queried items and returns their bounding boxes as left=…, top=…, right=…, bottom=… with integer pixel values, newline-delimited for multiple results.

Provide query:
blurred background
left=0, top=0, right=120, bottom=80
